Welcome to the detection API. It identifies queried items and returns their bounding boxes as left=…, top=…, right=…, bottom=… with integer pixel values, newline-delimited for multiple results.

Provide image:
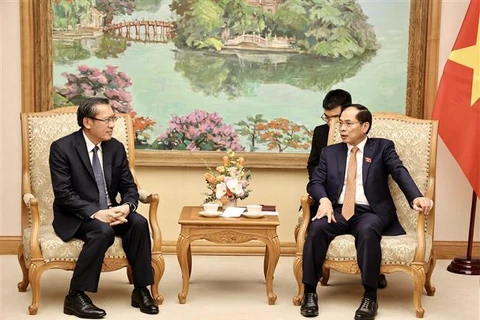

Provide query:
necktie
left=92, top=146, right=108, bottom=210
left=342, top=146, right=359, bottom=220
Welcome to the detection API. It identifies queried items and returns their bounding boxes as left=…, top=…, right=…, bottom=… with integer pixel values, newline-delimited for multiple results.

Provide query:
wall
left=1, top=1, right=22, bottom=236
left=0, top=1, right=478, bottom=248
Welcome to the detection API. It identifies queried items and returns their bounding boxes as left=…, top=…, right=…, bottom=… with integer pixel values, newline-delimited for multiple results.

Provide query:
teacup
left=203, top=203, right=219, bottom=214
left=246, top=205, right=262, bottom=214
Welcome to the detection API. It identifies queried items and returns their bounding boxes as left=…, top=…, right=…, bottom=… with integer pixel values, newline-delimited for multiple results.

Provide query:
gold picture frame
left=20, top=0, right=440, bottom=169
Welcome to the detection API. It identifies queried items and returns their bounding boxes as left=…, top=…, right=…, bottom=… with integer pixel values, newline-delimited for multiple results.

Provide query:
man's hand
left=93, top=205, right=129, bottom=226
left=412, top=197, right=433, bottom=215
left=312, top=198, right=336, bottom=223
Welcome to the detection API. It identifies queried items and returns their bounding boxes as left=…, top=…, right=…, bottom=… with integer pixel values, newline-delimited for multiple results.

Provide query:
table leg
left=176, top=233, right=191, bottom=304
left=263, top=235, right=280, bottom=305
left=187, top=244, right=192, bottom=277
left=263, top=245, right=269, bottom=279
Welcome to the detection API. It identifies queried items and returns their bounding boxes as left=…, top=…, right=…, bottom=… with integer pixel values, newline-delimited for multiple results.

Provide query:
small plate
left=242, top=212, right=266, bottom=218
left=199, top=210, right=222, bottom=217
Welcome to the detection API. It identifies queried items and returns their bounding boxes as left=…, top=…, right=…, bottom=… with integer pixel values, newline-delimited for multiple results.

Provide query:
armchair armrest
left=413, top=211, right=427, bottom=263
left=296, top=195, right=313, bottom=253
left=138, top=190, right=162, bottom=253
left=22, top=193, right=42, bottom=261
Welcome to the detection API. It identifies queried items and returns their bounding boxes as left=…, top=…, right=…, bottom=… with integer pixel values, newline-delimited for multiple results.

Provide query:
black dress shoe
left=378, top=274, right=388, bottom=289
left=300, top=292, right=319, bottom=317
left=354, top=297, right=378, bottom=320
left=131, top=287, right=159, bottom=314
left=64, top=292, right=106, bottom=319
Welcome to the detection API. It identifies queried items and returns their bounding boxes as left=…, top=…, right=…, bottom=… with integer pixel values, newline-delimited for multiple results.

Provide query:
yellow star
left=448, top=20, right=480, bottom=107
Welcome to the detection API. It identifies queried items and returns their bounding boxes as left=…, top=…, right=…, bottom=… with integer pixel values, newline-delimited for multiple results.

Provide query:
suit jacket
left=307, top=138, right=422, bottom=236
left=49, top=129, right=139, bottom=241
left=307, top=124, right=329, bottom=180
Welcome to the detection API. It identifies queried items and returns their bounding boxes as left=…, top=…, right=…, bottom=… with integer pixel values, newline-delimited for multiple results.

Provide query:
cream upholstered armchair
left=293, top=113, right=438, bottom=318
left=18, top=107, right=165, bottom=315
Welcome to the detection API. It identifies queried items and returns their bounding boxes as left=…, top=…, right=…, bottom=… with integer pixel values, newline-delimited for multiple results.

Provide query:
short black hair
left=322, top=89, right=352, bottom=111
left=341, top=103, right=373, bottom=134
left=77, top=97, right=110, bottom=127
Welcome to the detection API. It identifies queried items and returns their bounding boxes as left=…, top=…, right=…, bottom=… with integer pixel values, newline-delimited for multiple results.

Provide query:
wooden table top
left=178, top=206, right=280, bottom=227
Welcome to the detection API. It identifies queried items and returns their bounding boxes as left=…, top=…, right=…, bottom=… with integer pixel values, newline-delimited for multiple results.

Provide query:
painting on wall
left=51, top=0, right=412, bottom=157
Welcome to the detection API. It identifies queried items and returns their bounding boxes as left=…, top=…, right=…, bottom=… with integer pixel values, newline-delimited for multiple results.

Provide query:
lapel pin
left=365, top=157, right=372, bottom=163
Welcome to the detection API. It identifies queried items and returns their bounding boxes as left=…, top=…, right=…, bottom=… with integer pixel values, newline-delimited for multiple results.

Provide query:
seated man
left=307, top=89, right=387, bottom=289
left=49, top=97, right=158, bottom=318
left=301, top=104, right=432, bottom=319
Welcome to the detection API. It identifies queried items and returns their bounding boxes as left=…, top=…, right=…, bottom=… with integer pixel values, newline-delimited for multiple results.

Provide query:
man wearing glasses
left=301, top=104, right=433, bottom=319
left=49, top=97, right=158, bottom=318
left=307, top=89, right=352, bottom=180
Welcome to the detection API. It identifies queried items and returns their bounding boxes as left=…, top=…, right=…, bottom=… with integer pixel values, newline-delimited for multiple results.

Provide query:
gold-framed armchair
left=17, top=107, right=165, bottom=315
left=293, top=112, right=438, bottom=318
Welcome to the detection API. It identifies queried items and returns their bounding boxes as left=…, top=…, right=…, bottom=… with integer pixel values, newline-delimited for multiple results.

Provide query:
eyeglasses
left=339, top=121, right=361, bottom=128
left=89, top=116, right=118, bottom=124
left=321, top=114, right=340, bottom=122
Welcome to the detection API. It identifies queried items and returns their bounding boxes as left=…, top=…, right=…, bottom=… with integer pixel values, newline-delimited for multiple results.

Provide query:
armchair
left=293, top=112, right=438, bottom=318
left=17, top=107, right=165, bottom=314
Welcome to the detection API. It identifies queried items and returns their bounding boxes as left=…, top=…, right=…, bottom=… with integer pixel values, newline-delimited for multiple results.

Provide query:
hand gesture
left=312, top=198, right=336, bottom=223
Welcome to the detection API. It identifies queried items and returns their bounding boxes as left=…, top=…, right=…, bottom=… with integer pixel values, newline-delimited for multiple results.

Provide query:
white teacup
left=203, top=203, right=219, bottom=214
left=246, top=205, right=262, bottom=214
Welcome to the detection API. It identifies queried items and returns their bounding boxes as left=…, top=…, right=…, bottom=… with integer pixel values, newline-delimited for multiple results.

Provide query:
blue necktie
left=92, top=146, right=108, bottom=210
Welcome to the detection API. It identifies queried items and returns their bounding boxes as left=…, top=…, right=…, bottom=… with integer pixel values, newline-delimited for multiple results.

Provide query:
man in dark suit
left=301, top=104, right=433, bottom=319
left=49, top=97, right=158, bottom=318
left=307, top=90, right=388, bottom=290
left=307, top=89, right=352, bottom=180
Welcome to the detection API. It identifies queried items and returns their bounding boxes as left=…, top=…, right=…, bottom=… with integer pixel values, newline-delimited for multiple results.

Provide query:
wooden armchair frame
left=292, top=113, right=438, bottom=318
left=17, top=107, right=165, bottom=314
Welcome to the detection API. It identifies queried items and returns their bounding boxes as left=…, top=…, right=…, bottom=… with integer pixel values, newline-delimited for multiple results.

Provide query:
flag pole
left=447, top=191, right=480, bottom=275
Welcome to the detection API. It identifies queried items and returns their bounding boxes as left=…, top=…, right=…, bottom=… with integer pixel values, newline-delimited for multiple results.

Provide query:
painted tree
left=154, top=110, right=244, bottom=151
left=235, top=114, right=268, bottom=152
left=276, top=0, right=378, bottom=58
left=54, top=65, right=133, bottom=113
left=95, top=0, right=136, bottom=25
left=256, top=118, right=312, bottom=153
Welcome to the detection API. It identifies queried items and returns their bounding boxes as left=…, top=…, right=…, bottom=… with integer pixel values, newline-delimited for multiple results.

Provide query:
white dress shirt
left=337, top=137, right=370, bottom=206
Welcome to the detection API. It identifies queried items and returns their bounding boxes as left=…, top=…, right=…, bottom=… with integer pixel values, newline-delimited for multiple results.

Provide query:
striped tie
left=342, top=147, right=359, bottom=220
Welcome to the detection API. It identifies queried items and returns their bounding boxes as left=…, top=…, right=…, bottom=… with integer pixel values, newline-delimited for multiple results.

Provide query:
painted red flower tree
left=154, top=110, right=244, bottom=151
left=55, top=65, right=133, bottom=113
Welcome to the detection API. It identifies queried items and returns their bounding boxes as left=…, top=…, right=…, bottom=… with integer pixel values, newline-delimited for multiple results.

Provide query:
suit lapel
left=362, top=139, right=375, bottom=187
left=74, top=130, right=95, bottom=180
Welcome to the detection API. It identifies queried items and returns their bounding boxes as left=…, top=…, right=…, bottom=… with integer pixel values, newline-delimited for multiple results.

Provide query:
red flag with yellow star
left=433, top=0, right=480, bottom=196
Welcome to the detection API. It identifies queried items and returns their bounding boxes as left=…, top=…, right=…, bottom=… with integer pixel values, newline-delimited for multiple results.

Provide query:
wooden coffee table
left=176, top=206, right=281, bottom=305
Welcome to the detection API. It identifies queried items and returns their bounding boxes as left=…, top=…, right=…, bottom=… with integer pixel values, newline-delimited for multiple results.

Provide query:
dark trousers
left=302, top=204, right=384, bottom=290
left=70, top=212, right=153, bottom=292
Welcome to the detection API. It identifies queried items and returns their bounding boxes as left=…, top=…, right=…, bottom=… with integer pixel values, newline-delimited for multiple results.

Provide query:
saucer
left=199, top=210, right=222, bottom=217
left=242, top=212, right=266, bottom=218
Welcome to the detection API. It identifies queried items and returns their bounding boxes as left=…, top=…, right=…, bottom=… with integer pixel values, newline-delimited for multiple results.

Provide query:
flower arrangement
left=203, top=150, right=251, bottom=205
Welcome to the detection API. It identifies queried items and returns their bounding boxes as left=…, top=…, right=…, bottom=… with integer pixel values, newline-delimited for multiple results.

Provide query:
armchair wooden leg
left=151, top=253, right=165, bottom=305
left=17, top=244, right=29, bottom=292
left=28, top=263, right=45, bottom=315
left=412, top=266, right=426, bottom=318
left=425, top=251, right=436, bottom=296
left=292, top=256, right=303, bottom=306
left=320, top=267, right=330, bottom=286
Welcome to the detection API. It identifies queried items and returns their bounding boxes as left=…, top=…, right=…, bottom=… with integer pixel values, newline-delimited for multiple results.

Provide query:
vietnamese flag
left=433, top=0, right=480, bottom=196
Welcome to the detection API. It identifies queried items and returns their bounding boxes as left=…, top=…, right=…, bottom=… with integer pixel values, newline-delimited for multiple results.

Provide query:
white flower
left=215, top=182, right=227, bottom=199
left=226, top=178, right=244, bottom=196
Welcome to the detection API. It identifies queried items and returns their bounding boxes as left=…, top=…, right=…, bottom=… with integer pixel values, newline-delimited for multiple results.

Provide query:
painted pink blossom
left=155, top=110, right=244, bottom=151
